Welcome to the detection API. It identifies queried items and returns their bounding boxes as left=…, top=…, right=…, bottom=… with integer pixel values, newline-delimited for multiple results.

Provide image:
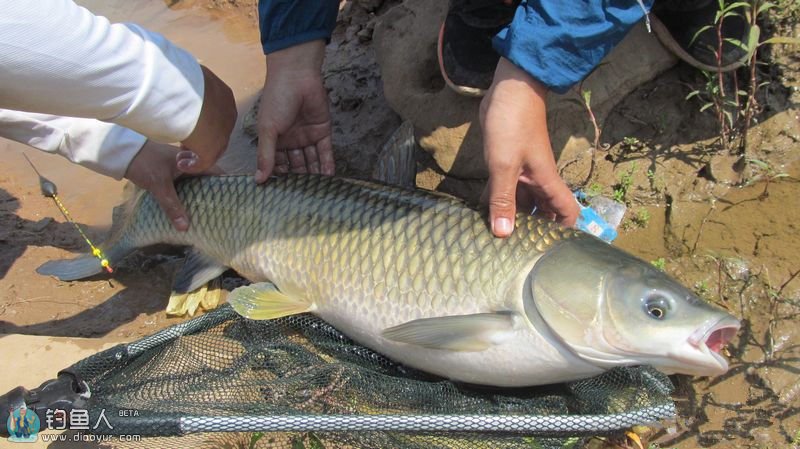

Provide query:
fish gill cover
left=67, top=304, right=675, bottom=449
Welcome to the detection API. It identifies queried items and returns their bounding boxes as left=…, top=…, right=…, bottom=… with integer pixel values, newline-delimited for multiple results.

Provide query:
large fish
left=37, top=174, right=740, bottom=387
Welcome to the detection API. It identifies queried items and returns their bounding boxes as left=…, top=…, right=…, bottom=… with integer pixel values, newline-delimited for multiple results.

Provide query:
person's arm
left=0, top=110, right=199, bottom=231
left=481, top=0, right=652, bottom=237
left=0, top=0, right=236, bottom=173
left=254, top=1, right=338, bottom=182
left=492, top=0, right=653, bottom=94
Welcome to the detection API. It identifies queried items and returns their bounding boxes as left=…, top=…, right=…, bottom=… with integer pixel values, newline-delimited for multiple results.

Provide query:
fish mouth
left=687, top=316, right=740, bottom=370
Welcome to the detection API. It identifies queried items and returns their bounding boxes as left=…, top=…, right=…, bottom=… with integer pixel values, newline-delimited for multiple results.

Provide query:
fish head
left=526, top=236, right=740, bottom=377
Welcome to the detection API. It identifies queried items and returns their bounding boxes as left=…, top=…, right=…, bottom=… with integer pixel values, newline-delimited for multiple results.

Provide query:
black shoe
left=652, top=0, right=756, bottom=72
left=437, top=0, right=520, bottom=97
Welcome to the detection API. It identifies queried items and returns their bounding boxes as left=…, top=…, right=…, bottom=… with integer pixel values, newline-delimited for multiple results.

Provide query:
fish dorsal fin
left=371, top=120, right=417, bottom=188
left=382, top=312, right=519, bottom=352
left=172, top=250, right=229, bottom=294
left=228, top=281, right=313, bottom=320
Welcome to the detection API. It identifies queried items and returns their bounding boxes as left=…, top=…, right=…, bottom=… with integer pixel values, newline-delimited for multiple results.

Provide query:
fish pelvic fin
left=382, top=312, right=519, bottom=352
left=228, top=281, right=313, bottom=320
left=172, top=250, right=228, bottom=294
left=36, top=254, right=103, bottom=281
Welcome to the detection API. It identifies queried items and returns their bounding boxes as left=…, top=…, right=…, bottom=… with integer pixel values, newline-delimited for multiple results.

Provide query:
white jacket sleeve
left=0, top=0, right=204, bottom=143
left=0, top=109, right=146, bottom=180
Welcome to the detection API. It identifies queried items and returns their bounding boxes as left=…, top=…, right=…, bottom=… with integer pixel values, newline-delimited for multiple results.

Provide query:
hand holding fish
left=125, top=140, right=200, bottom=232
left=255, top=40, right=335, bottom=183
left=480, top=58, right=580, bottom=237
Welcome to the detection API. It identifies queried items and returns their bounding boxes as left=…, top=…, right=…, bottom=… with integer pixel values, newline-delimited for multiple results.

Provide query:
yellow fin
left=228, top=282, right=312, bottom=320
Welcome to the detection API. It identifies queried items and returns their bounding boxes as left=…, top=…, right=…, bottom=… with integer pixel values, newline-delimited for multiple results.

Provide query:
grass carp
left=38, top=175, right=740, bottom=386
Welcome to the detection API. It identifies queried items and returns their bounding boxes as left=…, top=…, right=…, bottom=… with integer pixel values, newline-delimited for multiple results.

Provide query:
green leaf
left=685, top=90, right=701, bottom=100
left=748, top=158, right=770, bottom=170
left=723, top=1, right=751, bottom=12
left=690, top=25, right=713, bottom=46
left=761, top=36, right=800, bottom=46
left=724, top=37, right=748, bottom=51
left=249, top=433, right=265, bottom=449
left=582, top=89, right=592, bottom=106
left=700, top=103, right=714, bottom=112
left=523, top=437, right=544, bottom=449
left=306, top=433, right=326, bottom=449
left=757, top=1, right=776, bottom=15
left=723, top=110, right=734, bottom=126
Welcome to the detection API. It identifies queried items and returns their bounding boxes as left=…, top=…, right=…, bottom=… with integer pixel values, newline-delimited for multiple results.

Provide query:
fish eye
left=643, top=294, right=671, bottom=320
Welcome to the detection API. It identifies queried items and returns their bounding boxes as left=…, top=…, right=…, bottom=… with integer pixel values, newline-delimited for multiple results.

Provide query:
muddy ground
left=0, top=1, right=798, bottom=448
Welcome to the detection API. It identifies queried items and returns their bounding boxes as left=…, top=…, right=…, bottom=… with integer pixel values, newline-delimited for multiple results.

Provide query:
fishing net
left=63, top=303, right=676, bottom=449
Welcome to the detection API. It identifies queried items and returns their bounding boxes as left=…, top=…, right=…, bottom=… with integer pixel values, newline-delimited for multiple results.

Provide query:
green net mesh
left=66, top=304, right=676, bottom=448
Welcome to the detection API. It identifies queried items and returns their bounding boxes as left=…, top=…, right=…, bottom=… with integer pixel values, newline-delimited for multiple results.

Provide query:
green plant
left=695, top=279, right=711, bottom=298
left=586, top=182, right=603, bottom=197
left=745, top=157, right=790, bottom=198
left=581, top=88, right=602, bottom=184
left=249, top=433, right=265, bottom=449
left=686, top=0, right=800, bottom=154
left=651, top=258, right=667, bottom=271
left=613, top=162, right=638, bottom=204
left=291, top=433, right=325, bottom=449
left=624, top=207, right=652, bottom=230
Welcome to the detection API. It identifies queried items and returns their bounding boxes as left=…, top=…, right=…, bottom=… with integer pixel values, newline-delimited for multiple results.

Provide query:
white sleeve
left=0, top=0, right=204, bottom=143
left=0, top=109, right=145, bottom=180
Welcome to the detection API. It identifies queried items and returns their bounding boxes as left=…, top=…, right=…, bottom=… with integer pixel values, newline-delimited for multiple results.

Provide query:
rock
left=374, top=0, right=677, bottom=179
left=357, top=27, right=373, bottom=43
left=355, top=0, right=384, bottom=13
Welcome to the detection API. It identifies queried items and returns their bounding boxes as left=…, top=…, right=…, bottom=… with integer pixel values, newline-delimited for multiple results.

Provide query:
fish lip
left=687, top=315, right=741, bottom=370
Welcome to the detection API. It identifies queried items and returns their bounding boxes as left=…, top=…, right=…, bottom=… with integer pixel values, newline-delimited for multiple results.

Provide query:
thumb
left=255, top=124, right=278, bottom=184
left=487, top=165, right=519, bottom=238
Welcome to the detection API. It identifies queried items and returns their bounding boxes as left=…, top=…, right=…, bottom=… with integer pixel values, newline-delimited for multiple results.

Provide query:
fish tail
left=36, top=184, right=147, bottom=281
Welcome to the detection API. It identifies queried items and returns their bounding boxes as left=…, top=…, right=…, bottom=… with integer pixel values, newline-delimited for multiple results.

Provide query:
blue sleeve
left=258, top=0, right=339, bottom=54
left=493, top=0, right=654, bottom=94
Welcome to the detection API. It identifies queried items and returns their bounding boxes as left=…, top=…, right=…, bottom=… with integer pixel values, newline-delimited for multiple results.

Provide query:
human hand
left=480, top=58, right=579, bottom=238
left=177, top=65, right=237, bottom=174
left=255, top=40, right=335, bottom=183
left=125, top=140, right=220, bottom=231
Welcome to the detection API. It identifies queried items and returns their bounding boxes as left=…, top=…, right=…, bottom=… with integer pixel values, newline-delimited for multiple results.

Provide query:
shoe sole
left=437, top=22, right=488, bottom=98
left=651, top=15, right=754, bottom=73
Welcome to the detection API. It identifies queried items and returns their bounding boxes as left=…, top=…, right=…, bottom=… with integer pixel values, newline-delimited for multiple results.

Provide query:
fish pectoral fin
left=228, top=281, right=312, bottom=320
left=173, top=250, right=228, bottom=294
left=382, top=312, right=519, bottom=352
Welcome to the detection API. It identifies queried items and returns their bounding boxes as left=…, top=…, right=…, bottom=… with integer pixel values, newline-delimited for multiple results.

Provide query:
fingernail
left=174, top=216, right=189, bottom=231
left=493, top=217, right=512, bottom=236
left=177, top=159, right=196, bottom=171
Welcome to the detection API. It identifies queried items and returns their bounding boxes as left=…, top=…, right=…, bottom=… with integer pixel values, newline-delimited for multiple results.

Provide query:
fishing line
left=23, top=154, right=113, bottom=273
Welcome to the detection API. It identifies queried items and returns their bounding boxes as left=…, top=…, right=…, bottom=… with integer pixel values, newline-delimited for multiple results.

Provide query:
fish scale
left=39, top=174, right=739, bottom=386
left=122, top=175, right=559, bottom=306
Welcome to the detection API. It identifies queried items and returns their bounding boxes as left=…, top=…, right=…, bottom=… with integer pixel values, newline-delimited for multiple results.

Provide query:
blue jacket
left=258, top=0, right=652, bottom=93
